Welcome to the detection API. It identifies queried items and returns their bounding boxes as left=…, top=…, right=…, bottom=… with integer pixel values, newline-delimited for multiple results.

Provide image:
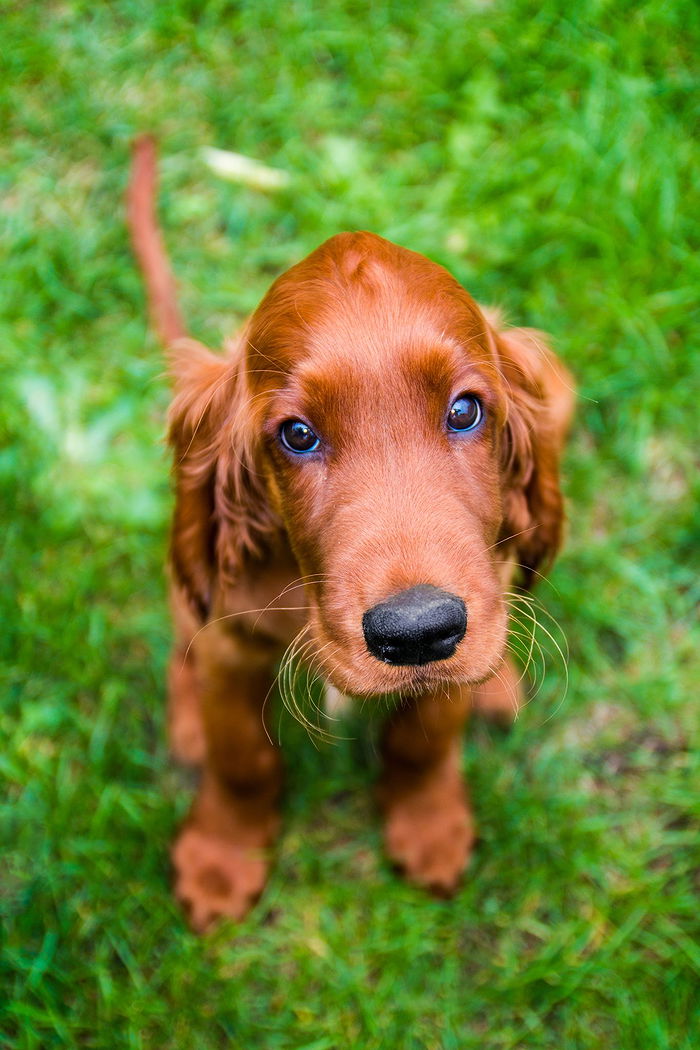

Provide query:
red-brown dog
left=128, top=138, right=574, bottom=931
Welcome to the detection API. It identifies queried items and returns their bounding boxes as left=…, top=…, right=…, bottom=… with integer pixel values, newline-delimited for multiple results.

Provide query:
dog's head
left=169, top=233, right=573, bottom=696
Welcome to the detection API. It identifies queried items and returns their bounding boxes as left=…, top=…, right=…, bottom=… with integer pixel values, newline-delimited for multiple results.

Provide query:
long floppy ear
left=167, top=338, right=278, bottom=619
left=484, top=310, right=575, bottom=587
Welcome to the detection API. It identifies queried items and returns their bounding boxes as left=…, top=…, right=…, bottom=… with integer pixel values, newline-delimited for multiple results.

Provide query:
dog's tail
left=127, top=135, right=187, bottom=347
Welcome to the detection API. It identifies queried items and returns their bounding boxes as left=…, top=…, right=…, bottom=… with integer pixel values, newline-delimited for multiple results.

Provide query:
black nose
left=362, top=585, right=467, bottom=666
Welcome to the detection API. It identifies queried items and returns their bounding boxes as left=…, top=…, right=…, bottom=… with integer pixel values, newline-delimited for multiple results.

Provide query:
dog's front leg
left=378, top=684, right=475, bottom=895
left=172, top=623, right=282, bottom=931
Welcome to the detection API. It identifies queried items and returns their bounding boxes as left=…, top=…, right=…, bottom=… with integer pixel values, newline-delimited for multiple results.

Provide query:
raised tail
left=126, top=135, right=187, bottom=346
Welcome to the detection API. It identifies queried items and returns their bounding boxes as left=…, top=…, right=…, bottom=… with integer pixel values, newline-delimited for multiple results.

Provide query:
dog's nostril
left=362, top=585, right=467, bottom=666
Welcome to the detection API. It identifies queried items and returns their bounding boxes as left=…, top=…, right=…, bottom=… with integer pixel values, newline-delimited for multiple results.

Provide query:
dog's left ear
left=484, top=311, right=575, bottom=587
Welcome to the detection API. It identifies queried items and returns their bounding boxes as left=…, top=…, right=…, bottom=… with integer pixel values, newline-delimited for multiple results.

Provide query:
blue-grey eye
left=280, top=419, right=320, bottom=453
left=447, top=394, right=483, bottom=432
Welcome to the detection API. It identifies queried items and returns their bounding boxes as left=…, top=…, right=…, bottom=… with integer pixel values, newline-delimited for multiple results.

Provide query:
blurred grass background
left=1, top=1, right=699, bottom=1047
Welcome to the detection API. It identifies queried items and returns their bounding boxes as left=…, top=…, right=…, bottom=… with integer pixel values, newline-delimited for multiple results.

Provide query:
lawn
left=2, top=1, right=699, bottom=1047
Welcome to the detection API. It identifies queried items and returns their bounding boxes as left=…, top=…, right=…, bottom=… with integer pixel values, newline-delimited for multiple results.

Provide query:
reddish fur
left=128, top=141, right=574, bottom=929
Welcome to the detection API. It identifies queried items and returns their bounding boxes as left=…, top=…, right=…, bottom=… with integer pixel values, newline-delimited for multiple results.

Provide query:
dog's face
left=169, top=233, right=569, bottom=698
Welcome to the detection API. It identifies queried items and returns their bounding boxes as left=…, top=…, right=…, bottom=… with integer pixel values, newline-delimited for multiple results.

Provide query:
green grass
left=2, top=1, right=699, bottom=1047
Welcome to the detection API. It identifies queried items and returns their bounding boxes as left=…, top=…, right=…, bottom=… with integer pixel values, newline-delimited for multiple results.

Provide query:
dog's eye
left=279, top=419, right=321, bottom=454
left=447, top=394, right=483, bottom=432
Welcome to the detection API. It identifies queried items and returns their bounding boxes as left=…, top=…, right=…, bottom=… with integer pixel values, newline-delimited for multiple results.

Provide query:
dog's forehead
left=247, top=232, right=493, bottom=384
left=290, top=322, right=485, bottom=403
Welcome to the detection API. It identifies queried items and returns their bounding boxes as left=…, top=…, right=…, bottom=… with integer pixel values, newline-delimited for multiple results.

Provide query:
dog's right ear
left=167, top=339, right=277, bottom=620
left=167, top=339, right=232, bottom=620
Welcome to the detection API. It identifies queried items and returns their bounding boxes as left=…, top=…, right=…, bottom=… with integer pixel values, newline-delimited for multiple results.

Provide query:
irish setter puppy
left=128, top=137, right=574, bottom=930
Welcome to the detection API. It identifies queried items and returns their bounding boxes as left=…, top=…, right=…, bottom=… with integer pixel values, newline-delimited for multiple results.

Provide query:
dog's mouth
left=308, top=632, right=491, bottom=701
left=300, top=585, right=509, bottom=700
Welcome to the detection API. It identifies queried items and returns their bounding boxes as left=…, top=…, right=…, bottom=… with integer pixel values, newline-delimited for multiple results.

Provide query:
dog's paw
left=172, top=826, right=270, bottom=931
left=380, top=756, right=475, bottom=895
left=384, top=790, right=475, bottom=895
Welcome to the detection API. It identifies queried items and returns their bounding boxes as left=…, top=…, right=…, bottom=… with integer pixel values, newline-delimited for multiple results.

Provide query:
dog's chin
left=309, top=627, right=508, bottom=701
left=306, top=593, right=510, bottom=700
